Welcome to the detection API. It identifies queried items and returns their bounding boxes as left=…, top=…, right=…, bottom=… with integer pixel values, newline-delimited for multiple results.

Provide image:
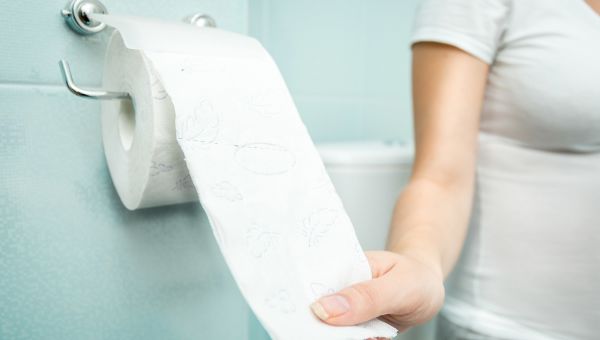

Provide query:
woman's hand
left=310, top=250, right=445, bottom=332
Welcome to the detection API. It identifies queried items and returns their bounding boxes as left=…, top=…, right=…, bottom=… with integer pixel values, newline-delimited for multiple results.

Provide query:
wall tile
left=249, top=0, right=419, bottom=143
left=294, top=95, right=367, bottom=142
left=254, top=0, right=368, bottom=97
left=0, top=84, right=249, bottom=339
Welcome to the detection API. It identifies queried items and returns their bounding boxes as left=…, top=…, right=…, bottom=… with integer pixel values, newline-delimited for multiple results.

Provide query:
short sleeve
left=410, top=0, right=511, bottom=64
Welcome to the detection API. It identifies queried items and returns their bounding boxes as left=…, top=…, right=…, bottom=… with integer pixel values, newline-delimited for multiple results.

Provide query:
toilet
left=317, top=140, right=414, bottom=250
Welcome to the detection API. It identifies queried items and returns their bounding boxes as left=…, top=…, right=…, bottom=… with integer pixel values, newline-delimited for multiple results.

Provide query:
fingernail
left=310, top=295, right=350, bottom=320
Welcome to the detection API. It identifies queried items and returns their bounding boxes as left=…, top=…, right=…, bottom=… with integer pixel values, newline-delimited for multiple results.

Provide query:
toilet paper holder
left=59, top=0, right=216, bottom=100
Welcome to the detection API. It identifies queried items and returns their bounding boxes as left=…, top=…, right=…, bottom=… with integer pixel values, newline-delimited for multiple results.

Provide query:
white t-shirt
left=411, top=0, right=600, bottom=339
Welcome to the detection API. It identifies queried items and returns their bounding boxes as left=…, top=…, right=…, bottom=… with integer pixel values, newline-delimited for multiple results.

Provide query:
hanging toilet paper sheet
left=94, top=14, right=397, bottom=339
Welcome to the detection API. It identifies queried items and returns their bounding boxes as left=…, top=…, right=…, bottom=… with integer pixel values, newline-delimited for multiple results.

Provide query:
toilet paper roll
left=102, top=32, right=197, bottom=209
left=95, top=13, right=397, bottom=339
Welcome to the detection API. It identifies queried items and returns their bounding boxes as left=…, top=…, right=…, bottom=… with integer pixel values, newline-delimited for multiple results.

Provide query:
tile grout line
left=0, top=81, right=102, bottom=91
left=0, top=81, right=104, bottom=92
left=0, top=82, right=66, bottom=90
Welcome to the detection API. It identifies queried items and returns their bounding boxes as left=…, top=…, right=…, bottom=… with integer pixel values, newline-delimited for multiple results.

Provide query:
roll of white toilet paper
left=101, top=32, right=198, bottom=209
left=97, top=13, right=397, bottom=340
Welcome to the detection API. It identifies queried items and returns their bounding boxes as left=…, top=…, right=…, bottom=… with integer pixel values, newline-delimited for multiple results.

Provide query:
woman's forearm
left=386, top=176, right=475, bottom=278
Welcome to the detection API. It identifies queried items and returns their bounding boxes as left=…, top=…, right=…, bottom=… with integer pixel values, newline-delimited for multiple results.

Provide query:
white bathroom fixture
left=317, top=140, right=414, bottom=250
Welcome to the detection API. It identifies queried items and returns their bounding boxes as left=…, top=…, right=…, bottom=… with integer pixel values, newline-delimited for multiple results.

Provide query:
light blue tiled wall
left=248, top=0, right=419, bottom=143
left=0, top=1, right=263, bottom=339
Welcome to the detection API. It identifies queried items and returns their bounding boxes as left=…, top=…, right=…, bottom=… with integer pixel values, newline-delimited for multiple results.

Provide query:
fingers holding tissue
left=310, top=251, right=445, bottom=332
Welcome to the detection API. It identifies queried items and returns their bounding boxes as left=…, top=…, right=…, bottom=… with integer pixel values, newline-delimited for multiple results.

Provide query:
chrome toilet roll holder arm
left=59, top=0, right=217, bottom=100
left=59, top=60, right=130, bottom=100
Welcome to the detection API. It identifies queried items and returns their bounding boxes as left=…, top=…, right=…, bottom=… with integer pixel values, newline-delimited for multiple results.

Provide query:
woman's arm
left=311, top=42, right=489, bottom=331
left=388, top=41, right=488, bottom=277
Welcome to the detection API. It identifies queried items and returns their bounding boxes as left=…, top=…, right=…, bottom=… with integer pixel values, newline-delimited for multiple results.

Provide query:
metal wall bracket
left=61, top=0, right=108, bottom=35
left=183, top=13, right=217, bottom=28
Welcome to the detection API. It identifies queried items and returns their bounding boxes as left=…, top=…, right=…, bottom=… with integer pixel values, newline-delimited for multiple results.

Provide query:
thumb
left=310, top=276, right=395, bottom=326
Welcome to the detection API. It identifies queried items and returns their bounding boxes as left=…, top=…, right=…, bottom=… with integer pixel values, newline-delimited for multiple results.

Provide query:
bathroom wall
left=248, top=0, right=420, bottom=143
left=0, top=1, right=262, bottom=339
